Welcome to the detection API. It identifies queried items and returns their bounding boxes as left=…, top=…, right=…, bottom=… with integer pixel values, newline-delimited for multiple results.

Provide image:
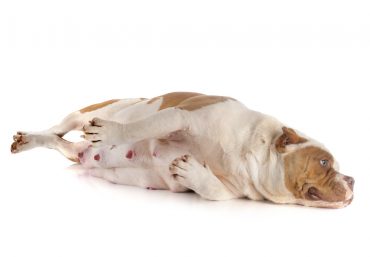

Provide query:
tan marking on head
left=79, top=99, right=119, bottom=113
left=147, top=92, right=234, bottom=111
left=275, top=127, right=307, bottom=153
left=284, top=146, right=347, bottom=202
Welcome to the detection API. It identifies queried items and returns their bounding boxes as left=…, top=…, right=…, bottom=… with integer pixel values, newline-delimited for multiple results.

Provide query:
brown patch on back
left=147, top=92, right=234, bottom=111
left=177, top=95, right=234, bottom=111
left=147, top=92, right=202, bottom=110
left=275, top=127, right=307, bottom=153
left=284, top=146, right=346, bottom=202
left=79, top=99, right=119, bottom=113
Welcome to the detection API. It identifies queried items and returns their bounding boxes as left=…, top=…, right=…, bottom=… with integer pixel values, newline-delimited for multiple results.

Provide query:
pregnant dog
left=11, top=92, right=354, bottom=208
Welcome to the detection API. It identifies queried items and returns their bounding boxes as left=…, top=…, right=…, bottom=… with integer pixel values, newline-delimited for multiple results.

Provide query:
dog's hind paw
left=11, top=132, right=30, bottom=153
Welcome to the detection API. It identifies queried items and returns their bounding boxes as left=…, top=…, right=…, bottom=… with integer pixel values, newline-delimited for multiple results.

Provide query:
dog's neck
left=217, top=107, right=291, bottom=200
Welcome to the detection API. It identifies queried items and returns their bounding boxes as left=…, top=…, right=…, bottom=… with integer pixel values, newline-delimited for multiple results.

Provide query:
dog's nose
left=343, top=176, right=355, bottom=191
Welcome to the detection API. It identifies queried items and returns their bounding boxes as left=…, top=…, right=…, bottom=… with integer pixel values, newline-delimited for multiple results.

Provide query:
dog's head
left=273, top=127, right=354, bottom=208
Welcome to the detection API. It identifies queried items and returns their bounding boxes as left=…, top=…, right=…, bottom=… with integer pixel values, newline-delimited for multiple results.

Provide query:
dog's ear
left=275, top=127, right=307, bottom=153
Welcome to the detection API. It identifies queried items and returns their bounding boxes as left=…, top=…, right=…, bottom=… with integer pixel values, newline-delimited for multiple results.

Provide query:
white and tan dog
left=11, top=92, right=354, bottom=208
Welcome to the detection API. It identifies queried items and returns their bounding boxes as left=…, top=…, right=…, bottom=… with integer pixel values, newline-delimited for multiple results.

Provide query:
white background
left=1, top=1, right=370, bottom=257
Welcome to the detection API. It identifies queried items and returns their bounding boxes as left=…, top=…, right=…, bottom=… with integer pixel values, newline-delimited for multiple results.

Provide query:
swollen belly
left=78, top=139, right=190, bottom=170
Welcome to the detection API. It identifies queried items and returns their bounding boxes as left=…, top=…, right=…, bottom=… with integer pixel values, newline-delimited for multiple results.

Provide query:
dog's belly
left=78, top=138, right=191, bottom=177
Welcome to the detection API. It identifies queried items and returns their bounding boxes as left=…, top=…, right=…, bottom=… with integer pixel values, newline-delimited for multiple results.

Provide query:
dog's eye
left=320, top=159, right=328, bottom=167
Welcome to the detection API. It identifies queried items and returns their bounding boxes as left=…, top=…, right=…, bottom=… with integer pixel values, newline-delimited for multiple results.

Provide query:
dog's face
left=284, top=146, right=354, bottom=208
left=275, top=127, right=354, bottom=208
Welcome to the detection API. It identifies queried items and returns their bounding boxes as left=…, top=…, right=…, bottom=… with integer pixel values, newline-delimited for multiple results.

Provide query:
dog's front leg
left=169, top=155, right=237, bottom=201
left=83, top=108, right=190, bottom=146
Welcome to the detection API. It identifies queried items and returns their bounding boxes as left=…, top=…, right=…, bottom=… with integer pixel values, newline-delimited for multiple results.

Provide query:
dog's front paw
left=82, top=118, right=123, bottom=146
left=169, top=155, right=209, bottom=191
left=11, top=132, right=32, bottom=153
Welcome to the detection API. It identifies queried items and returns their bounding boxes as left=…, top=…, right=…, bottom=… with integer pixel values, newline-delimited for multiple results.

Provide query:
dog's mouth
left=302, top=178, right=354, bottom=208
left=296, top=195, right=354, bottom=208
left=343, top=196, right=354, bottom=206
left=326, top=196, right=354, bottom=208
left=306, top=187, right=322, bottom=201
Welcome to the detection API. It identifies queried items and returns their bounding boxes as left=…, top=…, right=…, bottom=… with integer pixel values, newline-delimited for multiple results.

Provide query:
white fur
left=12, top=96, right=353, bottom=207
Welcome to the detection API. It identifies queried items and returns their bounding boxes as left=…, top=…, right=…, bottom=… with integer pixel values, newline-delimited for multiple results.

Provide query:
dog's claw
left=11, top=142, right=18, bottom=153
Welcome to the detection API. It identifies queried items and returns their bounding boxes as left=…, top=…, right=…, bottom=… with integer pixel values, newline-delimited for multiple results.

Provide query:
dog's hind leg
left=44, top=111, right=86, bottom=137
left=11, top=98, right=153, bottom=162
left=10, top=109, right=88, bottom=157
left=10, top=99, right=137, bottom=155
left=11, top=132, right=91, bottom=162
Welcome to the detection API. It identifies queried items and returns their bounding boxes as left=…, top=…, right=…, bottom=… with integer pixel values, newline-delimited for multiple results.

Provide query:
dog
left=11, top=92, right=354, bottom=208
